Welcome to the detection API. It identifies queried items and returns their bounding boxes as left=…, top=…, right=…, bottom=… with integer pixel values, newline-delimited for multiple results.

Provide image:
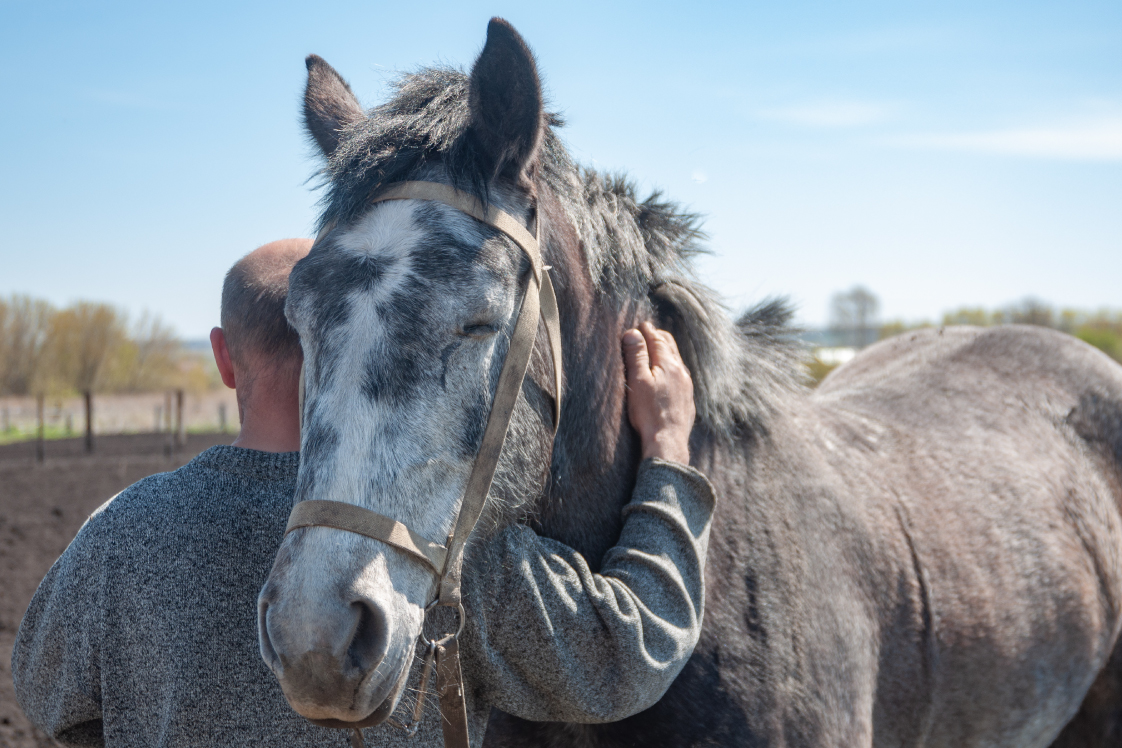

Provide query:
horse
left=256, top=17, right=1122, bottom=747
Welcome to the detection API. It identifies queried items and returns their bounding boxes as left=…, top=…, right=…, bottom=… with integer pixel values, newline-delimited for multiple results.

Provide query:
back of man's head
left=220, top=238, right=312, bottom=376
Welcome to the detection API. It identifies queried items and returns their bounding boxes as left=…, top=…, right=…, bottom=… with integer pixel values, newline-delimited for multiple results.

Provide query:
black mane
left=318, top=66, right=804, bottom=439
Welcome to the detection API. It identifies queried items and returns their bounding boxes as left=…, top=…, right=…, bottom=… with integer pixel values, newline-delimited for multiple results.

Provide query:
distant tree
left=879, top=319, right=934, bottom=341
left=830, top=286, right=880, bottom=348
left=1, top=294, right=212, bottom=401
left=805, top=358, right=838, bottom=386
left=1076, top=327, right=1122, bottom=362
left=1073, top=311, right=1122, bottom=363
left=106, top=313, right=184, bottom=391
left=1058, top=309, right=1080, bottom=333
left=44, top=302, right=128, bottom=394
left=942, top=307, right=994, bottom=327
left=0, top=294, right=56, bottom=395
left=996, top=298, right=1054, bottom=328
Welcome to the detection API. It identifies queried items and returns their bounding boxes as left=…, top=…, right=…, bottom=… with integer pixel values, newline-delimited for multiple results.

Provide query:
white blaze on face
left=303, top=199, right=501, bottom=543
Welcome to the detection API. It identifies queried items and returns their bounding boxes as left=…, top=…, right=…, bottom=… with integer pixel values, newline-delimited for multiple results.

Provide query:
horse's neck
left=530, top=193, right=646, bottom=568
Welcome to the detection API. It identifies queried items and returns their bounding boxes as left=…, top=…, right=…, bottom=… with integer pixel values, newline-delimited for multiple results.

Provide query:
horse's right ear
left=467, top=18, right=545, bottom=183
left=303, top=55, right=364, bottom=158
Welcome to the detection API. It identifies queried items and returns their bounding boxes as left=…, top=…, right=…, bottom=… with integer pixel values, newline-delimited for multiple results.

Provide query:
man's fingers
left=657, top=329, right=682, bottom=360
left=641, top=321, right=680, bottom=371
left=622, top=328, right=652, bottom=382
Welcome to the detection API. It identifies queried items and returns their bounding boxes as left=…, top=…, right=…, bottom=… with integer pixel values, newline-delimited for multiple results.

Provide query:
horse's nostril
left=258, top=599, right=281, bottom=674
left=347, top=600, right=390, bottom=674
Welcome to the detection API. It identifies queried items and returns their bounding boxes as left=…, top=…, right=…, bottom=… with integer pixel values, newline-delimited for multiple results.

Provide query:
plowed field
left=0, top=433, right=235, bottom=747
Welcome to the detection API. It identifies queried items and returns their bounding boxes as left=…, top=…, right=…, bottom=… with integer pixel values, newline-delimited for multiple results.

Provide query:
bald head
left=221, top=238, right=313, bottom=371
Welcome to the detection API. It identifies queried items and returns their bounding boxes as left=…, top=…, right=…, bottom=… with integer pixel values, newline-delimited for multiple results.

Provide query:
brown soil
left=0, top=433, right=235, bottom=748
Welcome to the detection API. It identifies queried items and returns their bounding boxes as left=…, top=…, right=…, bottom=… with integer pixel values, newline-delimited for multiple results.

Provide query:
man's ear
left=466, top=18, right=545, bottom=183
left=210, top=327, right=237, bottom=390
left=304, top=54, right=364, bottom=158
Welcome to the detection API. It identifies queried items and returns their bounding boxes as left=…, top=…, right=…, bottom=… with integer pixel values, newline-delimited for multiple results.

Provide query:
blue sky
left=1, top=0, right=1119, bottom=338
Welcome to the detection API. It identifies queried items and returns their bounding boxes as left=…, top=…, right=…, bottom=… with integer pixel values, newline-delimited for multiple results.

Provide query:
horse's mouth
left=305, top=696, right=397, bottom=729
left=299, top=649, right=414, bottom=730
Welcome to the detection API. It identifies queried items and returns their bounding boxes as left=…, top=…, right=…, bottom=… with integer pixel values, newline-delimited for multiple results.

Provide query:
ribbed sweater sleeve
left=459, top=458, right=716, bottom=723
left=12, top=501, right=113, bottom=746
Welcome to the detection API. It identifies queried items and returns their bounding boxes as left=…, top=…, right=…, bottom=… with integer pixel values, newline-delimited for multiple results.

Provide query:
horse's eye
left=460, top=323, right=498, bottom=338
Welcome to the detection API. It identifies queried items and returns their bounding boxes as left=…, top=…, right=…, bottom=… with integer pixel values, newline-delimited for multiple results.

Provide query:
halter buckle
left=385, top=599, right=466, bottom=738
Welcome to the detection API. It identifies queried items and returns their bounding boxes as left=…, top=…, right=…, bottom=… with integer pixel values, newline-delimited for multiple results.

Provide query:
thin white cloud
left=757, top=101, right=891, bottom=128
left=895, top=117, right=1122, bottom=161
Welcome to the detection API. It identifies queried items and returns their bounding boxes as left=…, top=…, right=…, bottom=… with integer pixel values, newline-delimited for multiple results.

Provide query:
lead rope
left=290, top=181, right=561, bottom=748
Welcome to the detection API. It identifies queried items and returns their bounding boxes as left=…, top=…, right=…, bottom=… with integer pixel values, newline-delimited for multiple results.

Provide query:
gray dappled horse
left=258, top=18, right=1122, bottom=747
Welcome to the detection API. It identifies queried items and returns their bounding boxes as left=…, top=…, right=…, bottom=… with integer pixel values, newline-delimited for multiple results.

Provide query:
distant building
left=814, top=347, right=857, bottom=367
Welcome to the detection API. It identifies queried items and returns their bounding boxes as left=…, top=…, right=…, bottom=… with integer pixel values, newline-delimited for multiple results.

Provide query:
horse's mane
left=317, top=67, right=805, bottom=440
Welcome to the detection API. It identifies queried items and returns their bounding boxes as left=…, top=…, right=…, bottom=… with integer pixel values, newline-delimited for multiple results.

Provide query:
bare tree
left=44, top=302, right=127, bottom=451
left=830, top=286, right=880, bottom=348
left=942, top=307, right=994, bottom=327
left=2, top=295, right=198, bottom=403
left=0, top=294, right=56, bottom=395
left=46, top=302, right=127, bottom=393
left=1001, top=298, right=1055, bottom=328
left=108, top=312, right=183, bottom=391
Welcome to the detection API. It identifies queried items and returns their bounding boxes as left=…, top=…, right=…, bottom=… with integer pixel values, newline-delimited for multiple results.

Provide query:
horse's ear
left=303, top=54, right=364, bottom=158
left=467, top=18, right=545, bottom=182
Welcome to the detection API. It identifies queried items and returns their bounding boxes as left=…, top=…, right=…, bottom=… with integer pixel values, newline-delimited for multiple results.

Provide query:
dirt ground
left=0, top=432, right=234, bottom=748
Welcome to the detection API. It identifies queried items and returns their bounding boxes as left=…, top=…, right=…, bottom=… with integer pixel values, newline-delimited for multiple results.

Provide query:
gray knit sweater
left=12, top=446, right=715, bottom=747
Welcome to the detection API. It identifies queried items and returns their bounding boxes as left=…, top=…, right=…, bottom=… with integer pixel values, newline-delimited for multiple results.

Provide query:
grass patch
left=0, top=426, right=234, bottom=445
left=0, top=425, right=80, bottom=445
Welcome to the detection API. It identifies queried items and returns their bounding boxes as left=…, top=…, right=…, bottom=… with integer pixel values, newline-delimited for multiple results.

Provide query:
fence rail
left=0, top=390, right=238, bottom=459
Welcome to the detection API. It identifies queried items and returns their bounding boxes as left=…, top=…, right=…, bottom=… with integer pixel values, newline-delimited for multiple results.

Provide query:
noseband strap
left=286, top=181, right=563, bottom=748
left=286, top=500, right=447, bottom=574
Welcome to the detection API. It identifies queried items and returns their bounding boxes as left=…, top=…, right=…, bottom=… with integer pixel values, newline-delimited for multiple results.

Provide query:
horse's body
left=489, top=324, right=1122, bottom=747
left=259, top=19, right=1122, bottom=747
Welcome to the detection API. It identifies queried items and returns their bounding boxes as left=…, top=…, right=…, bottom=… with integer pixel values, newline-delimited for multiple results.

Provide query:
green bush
left=805, top=358, right=839, bottom=386
left=1076, top=326, right=1122, bottom=362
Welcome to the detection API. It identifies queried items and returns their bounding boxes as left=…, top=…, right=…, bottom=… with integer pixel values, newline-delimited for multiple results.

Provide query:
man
left=13, top=238, right=716, bottom=746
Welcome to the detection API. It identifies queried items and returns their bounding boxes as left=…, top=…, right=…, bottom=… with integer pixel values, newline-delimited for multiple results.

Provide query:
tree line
left=0, top=295, right=214, bottom=397
left=829, top=287, right=1122, bottom=364
left=811, top=288, right=1122, bottom=385
left=882, top=299, right=1122, bottom=362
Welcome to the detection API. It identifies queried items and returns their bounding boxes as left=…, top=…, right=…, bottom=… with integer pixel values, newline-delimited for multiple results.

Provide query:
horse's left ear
left=467, top=18, right=545, bottom=183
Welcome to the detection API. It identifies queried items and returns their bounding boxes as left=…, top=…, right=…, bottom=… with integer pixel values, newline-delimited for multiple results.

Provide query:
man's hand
left=622, top=321, right=696, bottom=464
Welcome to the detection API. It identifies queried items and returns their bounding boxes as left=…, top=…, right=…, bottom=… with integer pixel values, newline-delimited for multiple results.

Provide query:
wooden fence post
left=84, top=390, right=94, bottom=453
left=36, top=394, right=45, bottom=463
left=175, top=389, right=185, bottom=449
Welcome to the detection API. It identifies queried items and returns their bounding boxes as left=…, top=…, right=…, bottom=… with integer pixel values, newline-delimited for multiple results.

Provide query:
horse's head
left=257, top=19, right=558, bottom=725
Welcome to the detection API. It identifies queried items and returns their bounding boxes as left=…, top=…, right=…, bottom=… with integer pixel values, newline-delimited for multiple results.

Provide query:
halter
left=285, top=181, right=563, bottom=748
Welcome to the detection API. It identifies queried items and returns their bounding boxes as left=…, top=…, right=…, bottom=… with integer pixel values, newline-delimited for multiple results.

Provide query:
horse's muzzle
left=258, top=586, right=410, bottom=724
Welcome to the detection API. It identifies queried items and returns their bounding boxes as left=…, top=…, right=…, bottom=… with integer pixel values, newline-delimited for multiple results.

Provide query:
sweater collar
left=192, top=445, right=300, bottom=481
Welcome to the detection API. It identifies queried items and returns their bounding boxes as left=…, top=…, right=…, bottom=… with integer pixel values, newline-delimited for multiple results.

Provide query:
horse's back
left=812, top=324, right=1122, bottom=746
left=820, top=325, right=1122, bottom=423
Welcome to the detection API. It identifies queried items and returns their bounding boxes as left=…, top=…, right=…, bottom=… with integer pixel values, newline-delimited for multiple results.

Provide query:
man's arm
left=460, top=322, right=715, bottom=723
left=462, top=458, right=714, bottom=723
left=12, top=505, right=110, bottom=747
